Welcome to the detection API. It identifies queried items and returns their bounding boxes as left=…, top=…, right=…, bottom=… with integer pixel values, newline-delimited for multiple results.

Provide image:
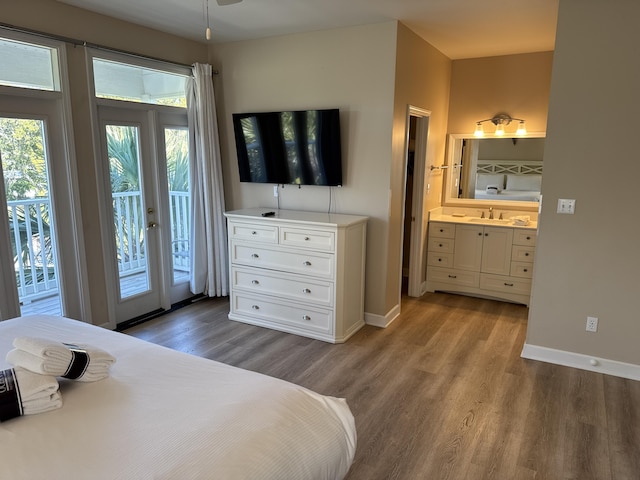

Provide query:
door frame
left=403, top=105, right=431, bottom=298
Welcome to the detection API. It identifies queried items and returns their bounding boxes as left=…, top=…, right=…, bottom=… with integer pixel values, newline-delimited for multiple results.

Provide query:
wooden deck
left=19, top=269, right=188, bottom=317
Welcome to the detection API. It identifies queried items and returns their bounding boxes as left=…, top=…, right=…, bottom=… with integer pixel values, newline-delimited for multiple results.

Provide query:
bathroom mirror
left=443, top=133, right=545, bottom=211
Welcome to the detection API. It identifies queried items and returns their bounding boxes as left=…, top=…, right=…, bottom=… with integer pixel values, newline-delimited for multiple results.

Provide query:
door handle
left=147, top=221, right=158, bottom=229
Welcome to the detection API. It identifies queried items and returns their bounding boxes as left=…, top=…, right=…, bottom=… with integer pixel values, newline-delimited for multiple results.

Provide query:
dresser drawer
left=231, top=242, right=334, bottom=279
left=429, top=222, right=455, bottom=239
left=511, top=245, right=535, bottom=262
left=510, top=261, right=534, bottom=278
left=480, top=274, right=531, bottom=296
left=228, top=222, right=278, bottom=243
left=427, top=252, right=454, bottom=268
left=513, top=230, right=537, bottom=246
left=279, top=227, right=335, bottom=252
left=231, top=267, right=333, bottom=307
left=428, top=237, right=455, bottom=254
left=427, top=267, right=479, bottom=288
left=232, top=293, right=333, bottom=335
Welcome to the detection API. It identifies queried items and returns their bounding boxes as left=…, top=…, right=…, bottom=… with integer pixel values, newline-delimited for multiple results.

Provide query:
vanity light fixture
left=473, top=114, right=526, bottom=137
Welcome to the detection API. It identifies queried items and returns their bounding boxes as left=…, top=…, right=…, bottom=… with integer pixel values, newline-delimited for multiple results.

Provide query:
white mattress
left=0, top=315, right=356, bottom=479
left=474, top=189, right=540, bottom=201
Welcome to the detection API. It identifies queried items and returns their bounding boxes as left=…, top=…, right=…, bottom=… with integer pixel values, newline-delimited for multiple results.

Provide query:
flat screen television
left=232, top=108, right=343, bottom=186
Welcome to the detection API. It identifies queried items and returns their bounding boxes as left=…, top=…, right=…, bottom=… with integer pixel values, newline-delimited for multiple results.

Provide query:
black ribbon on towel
left=0, top=368, right=23, bottom=422
left=62, top=343, right=90, bottom=380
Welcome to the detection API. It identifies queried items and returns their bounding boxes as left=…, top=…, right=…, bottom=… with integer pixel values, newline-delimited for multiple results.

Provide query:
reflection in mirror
left=444, top=133, right=545, bottom=210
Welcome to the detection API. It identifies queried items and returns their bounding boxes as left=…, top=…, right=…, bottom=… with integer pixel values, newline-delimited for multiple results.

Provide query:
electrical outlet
left=586, top=316, right=598, bottom=332
left=557, top=198, right=576, bottom=214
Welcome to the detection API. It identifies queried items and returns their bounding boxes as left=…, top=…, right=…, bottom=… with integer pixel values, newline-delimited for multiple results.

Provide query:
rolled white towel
left=6, top=337, right=116, bottom=382
left=485, top=184, right=502, bottom=194
left=511, top=215, right=531, bottom=226
left=0, top=367, right=62, bottom=422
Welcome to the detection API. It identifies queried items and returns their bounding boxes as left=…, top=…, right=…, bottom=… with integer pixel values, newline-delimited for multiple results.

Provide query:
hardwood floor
left=124, top=292, right=640, bottom=480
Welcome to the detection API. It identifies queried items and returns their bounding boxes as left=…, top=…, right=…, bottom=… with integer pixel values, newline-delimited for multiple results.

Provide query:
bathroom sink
left=468, top=218, right=512, bottom=225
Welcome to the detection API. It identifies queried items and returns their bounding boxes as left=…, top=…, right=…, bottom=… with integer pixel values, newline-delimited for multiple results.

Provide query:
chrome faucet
left=489, top=207, right=494, bottom=219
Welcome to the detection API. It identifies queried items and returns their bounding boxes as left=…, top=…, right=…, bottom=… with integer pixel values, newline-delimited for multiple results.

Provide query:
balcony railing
left=9, top=191, right=190, bottom=308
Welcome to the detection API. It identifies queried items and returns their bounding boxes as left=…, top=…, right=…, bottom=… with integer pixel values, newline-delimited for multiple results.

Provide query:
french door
left=0, top=95, right=86, bottom=321
left=97, top=105, right=191, bottom=325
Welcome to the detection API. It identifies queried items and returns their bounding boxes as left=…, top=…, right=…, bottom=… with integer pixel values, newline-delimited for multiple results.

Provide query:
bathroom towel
left=512, top=215, right=531, bottom=226
left=0, top=367, right=62, bottom=422
left=6, top=337, right=116, bottom=382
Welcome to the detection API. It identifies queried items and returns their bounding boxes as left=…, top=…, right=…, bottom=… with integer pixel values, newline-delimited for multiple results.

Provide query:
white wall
left=527, top=0, right=640, bottom=367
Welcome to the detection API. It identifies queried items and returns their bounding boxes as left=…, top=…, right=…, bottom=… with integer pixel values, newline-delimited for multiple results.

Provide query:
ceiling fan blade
left=216, top=0, right=242, bottom=5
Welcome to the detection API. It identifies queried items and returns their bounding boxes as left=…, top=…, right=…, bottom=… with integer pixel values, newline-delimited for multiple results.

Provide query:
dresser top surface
left=225, top=208, right=368, bottom=227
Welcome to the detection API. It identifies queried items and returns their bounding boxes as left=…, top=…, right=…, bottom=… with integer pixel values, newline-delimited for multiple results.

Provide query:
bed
left=474, top=170, right=542, bottom=202
left=0, top=315, right=357, bottom=479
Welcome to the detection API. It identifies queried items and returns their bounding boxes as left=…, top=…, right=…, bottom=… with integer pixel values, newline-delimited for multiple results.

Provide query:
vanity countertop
left=429, top=213, right=538, bottom=230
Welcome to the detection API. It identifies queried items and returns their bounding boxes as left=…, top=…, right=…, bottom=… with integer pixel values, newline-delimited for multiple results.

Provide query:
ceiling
left=56, top=0, right=559, bottom=60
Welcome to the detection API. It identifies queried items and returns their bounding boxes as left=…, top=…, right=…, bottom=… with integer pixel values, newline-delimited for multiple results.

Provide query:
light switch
left=557, top=198, right=576, bottom=214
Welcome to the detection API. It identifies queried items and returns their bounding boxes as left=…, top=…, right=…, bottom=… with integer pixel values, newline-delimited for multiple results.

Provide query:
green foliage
left=0, top=118, right=49, bottom=201
left=107, top=125, right=140, bottom=193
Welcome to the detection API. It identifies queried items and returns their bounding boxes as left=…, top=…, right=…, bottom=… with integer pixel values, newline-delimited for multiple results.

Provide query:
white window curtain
left=186, top=63, right=229, bottom=297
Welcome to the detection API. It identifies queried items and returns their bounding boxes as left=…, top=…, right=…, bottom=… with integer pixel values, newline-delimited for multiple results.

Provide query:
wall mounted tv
left=232, top=108, right=343, bottom=186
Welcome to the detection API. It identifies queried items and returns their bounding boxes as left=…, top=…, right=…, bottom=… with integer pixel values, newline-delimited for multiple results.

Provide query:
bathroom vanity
left=426, top=210, right=537, bottom=306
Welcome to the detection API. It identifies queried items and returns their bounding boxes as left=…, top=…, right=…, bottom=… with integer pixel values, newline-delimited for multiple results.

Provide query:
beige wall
left=3, top=0, right=208, bottom=324
left=388, top=24, right=451, bottom=311
left=211, top=22, right=398, bottom=318
left=447, top=52, right=553, bottom=135
left=527, top=0, right=640, bottom=365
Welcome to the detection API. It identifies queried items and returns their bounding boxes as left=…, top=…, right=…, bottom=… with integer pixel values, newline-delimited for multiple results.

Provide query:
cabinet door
left=453, top=224, right=484, bottom=271
left=481, top=227, right=514, bottom=275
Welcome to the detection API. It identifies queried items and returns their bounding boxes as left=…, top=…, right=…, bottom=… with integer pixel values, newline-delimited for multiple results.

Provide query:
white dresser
left=224, top=208, right=368, bottom=343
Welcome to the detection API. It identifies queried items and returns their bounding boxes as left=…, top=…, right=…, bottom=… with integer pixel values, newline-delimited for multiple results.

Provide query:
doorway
left=402, top=106, right=430, bottom=298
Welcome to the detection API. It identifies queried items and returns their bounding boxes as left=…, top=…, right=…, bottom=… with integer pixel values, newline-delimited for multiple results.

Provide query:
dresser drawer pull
left=251, top=280, right=260, bottom=285
left=252, top=305, right=260, bottom=310
left=439, top=228, right=444, bottom=233
left=303, top=288, right=312, bottom=294
left=252, top=231, right=258, bottom=235
left=523, top=269, right=528, bottom=273
left=439, top=243, right=443, bottom=247
left=303, top=261, right=312, bottom=266
left=251, top=253, right=259, bottom=258
left=526, top=236, right=531, bottom=240
left=448, top=274, right=457, bottom=279
left=504, top=282, right=514, bottom=287
left=438, top=258, right=442, bottom=262
left=302, top=315, right=311, bottom=321
left=478, top=232, right=483, bottom=236
left=304, top=236, right=310, bottom=241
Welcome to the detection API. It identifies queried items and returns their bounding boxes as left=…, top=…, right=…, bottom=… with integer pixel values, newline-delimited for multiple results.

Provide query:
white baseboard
left=365, top=303, right=400, bottom=328
left=521, top=343, right=640, bottom=381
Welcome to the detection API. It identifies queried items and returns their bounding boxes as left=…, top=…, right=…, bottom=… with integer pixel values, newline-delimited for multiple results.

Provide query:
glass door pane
left=106, top=124, right=149, bottom=299
left=0, top=116, right=61, bottom=315
left=165, top=126, right=190, bottom=284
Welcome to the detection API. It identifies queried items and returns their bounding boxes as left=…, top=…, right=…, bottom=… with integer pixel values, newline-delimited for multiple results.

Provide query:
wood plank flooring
left=124, top=292, right=640, bottom=480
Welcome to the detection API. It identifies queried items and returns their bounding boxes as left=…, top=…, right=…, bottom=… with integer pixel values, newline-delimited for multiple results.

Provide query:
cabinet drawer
left=513, top=230, right=537, bottom=246
left=480, top=274, right=531, bottom=296
left=429, top=222, right=455, bottom=239
left=231, top=242, right=334, bottom=279
left=427, top=252, right=454, bottom=268
left=232, top=267, right=333, bottom=307
left=511, top=245, right=535, bottom=262
left=232, top=293, right=333, bottom=335
left=427, top=267, right=479, bottom=288
left=428, top=237, right=455, bottom=254
left=228, top=222, right=278, bottom=243
left=280, top=227, right=335, bottom=252
left=510, top=261, right=534, bottom=278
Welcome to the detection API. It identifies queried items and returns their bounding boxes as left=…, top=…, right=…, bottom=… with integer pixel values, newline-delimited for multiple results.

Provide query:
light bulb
left=474, top=122, right=484, bottom=137
left=516, top=120, right=527, bottom=136
left=495, top=122, right=505, bottom=136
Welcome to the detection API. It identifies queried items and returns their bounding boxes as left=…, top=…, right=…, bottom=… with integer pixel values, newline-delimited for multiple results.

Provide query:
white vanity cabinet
left=224, top=208, right=368, bottom=343
left=427, top=219, right=536, bottom=305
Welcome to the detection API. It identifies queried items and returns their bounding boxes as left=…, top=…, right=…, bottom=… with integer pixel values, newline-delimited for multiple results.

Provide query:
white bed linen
left=0, top=315, right=356, bottom=480
left=474, top=189, right=540, bottom=201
